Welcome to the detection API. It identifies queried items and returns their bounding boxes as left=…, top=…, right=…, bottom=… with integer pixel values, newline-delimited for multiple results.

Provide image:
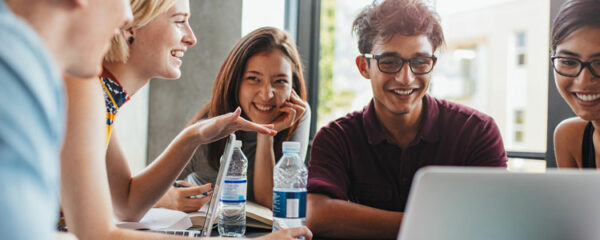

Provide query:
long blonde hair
left=103, top=0, right=178, bottom=63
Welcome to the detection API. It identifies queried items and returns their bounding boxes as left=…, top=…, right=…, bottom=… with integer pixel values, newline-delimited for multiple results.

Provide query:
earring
left=128, top=37, right=134, bottom=45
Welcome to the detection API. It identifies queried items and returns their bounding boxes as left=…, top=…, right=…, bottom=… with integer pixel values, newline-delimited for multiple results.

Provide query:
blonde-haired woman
left=61, top=0, right=312, bottom=239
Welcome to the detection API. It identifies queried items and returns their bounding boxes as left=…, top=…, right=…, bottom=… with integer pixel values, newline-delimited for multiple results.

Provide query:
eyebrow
left=171, top=12, right=189, bottom=18
left=272, top=74, right=289, bottom=78
left=379, top=51, right=433, bottom=58
left=556, top=50, right=600, bottom=59
left=246, top=71, right=289, bottom=78
left=556, top=50, right=581, bottom=58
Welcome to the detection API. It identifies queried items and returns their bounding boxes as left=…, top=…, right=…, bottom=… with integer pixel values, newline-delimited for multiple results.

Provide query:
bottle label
left=273, top=191, right=306, bottom=218
left=220, top=179, right=247, bottom=203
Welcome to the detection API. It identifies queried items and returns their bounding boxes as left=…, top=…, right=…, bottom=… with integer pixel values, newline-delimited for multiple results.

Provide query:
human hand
left=256, top=227, right=313, bottom=240
left=191, top=107, right=276, bottom=144
left=156, top=181, right=212, bottom=212
left=271, top=90, right=307, bottom=132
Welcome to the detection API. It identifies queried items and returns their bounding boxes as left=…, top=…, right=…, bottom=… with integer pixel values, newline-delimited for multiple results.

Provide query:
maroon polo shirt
left=307, top=94, right=507, bottom=212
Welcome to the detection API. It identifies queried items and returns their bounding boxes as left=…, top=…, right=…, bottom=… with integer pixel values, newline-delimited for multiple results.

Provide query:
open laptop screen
left=398, top=167, right=600, bottom=240
left=200, top=133, right=236, bottom=237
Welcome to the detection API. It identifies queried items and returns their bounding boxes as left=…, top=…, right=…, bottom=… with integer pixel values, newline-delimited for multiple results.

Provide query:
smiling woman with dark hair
left=156, top=27, right=310, bottom=211
left=552, top=0, right=600, bottom=169
left=60, top=0, right=312, bottom=239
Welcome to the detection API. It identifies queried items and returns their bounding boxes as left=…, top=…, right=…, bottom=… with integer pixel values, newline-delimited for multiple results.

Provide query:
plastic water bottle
left=272, top=141, right=308, bottom=233
left=218, top=140, right=247, bottom=237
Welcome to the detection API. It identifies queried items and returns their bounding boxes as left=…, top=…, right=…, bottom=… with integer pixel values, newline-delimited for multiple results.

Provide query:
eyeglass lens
left=378, top=55, right=434, bottom=74
left=553, top=57, right=600, bottom=77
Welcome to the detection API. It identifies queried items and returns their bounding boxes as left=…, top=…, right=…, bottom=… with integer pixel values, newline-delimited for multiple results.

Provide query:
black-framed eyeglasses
left=551, top=56, right=600, bottom=78
left=362, top=53, right=437, bottom=75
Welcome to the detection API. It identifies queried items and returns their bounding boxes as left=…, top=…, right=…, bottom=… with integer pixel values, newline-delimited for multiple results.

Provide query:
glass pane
left=317, top=0, right=550, bottom=153
left=241, top=0, right=285, bottom=36
left=433, top=0, right=549, bottom=153
left=318, top=0, right=374, bottom=128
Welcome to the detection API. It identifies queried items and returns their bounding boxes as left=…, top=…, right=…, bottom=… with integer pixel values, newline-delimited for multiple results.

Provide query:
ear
left=356, top=56, right=371, bottom=79
left=123, top=27, right=135, bottom=39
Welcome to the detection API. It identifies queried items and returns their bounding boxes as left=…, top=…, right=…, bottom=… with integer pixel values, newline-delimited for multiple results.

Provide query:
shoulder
left=0, top=11, right=57, bottom=83
left=429, top=97, right=498, bottom=137
left=555, top=117, right=587, bottom=138
left=433, top=97, right=494, bottom=124
left=554, top=117, right=586, bottom=149
left=311, top=109, right=366, bottom=158
left=0, top=11, right=63, bottom=132
left=554, top=117, right=586, bottom=168
left=315, top=108, right=364, bottom=140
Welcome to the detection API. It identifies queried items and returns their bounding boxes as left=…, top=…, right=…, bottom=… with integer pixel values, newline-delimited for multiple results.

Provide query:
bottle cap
left=234, top=140, right=242, bottom=148
left=282, top=141, right=300, bottom=153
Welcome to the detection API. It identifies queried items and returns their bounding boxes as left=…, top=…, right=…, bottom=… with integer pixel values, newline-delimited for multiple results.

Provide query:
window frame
left=286, top=0, right=570, bottom=167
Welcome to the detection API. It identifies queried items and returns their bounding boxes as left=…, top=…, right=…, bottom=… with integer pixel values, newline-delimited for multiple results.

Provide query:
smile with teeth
left=392, top=89, right=414, bottom=96
left=254, top=103, right=274, bottom=111
left=575, top=93, right=600, bottom=102
left=171, top=50, right=184, bottom=58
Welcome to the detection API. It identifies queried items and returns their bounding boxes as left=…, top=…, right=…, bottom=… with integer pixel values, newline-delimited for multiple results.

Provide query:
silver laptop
left=398, top=167, right=600, bottom=240
left=199, top=133, right=236, bottom=237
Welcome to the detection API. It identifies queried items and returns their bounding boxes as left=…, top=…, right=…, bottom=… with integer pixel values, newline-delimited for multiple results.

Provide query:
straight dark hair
left=551, top=0, right=600, bottom=54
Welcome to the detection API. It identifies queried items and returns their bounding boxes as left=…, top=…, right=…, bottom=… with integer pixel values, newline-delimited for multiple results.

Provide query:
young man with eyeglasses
left=305, top=0, right=507, bottom=238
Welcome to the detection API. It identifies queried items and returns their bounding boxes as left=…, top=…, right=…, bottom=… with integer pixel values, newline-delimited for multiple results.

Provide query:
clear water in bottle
left=273, top=141, right=308, bottom=233
left=218, top=140, right=247, bottom=237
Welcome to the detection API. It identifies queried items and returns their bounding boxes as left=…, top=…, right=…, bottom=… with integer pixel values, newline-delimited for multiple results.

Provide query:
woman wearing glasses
left=553, top=0, right=600, bottom=168
left=156, top=27, right=309, bottom=210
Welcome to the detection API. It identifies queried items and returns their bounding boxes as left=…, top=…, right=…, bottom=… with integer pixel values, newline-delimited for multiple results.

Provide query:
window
left=317, top=0, right=373, bottom=128
left=241, top=0, right=286, bottom=35
left=314, top=0, right=551, bottom=170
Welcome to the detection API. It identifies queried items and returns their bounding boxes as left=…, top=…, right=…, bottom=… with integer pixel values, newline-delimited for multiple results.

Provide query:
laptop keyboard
left=148, top=229, right=203, bottom=237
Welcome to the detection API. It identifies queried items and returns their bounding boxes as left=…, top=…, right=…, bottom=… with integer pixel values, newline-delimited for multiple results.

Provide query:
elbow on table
left=113, top=206, right=146, bottom=222
left=306, top=193, right=333, bottom=235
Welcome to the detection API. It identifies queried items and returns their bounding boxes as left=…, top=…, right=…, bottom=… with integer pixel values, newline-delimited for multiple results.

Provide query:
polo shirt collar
left=362, top=94, right=440, bottom=146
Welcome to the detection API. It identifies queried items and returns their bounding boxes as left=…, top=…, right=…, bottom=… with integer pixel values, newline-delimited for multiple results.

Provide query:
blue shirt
left=0, top=1, right=64, bottom=239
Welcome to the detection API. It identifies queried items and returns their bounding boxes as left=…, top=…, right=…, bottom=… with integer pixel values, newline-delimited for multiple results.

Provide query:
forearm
left=118, top=126, right=202, bottom=220
left=253, top=134, right=276, bottom=208
left=306, top=194, right=403, bottom=239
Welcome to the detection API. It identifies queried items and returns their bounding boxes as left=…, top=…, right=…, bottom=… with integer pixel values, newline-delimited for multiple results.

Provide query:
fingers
left=289, top=90, right=307, bottom=108
left=180, top=183, right=212, bottom=197
left=175, top=180, right=194, bottom=187
left=285, top=94, right=306, bottom=123
left=235, top=117, right=277, bottom=136
left=217, top=106, right=242, bottom=124
left=271, top=227, right=313, bottom=240
left=287, top=227, right=313, bottom=240
left=274, top=105, right=297, bottom=131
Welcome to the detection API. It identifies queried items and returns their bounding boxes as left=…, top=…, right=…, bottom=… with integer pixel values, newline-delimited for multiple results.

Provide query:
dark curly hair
left=352, top=0, right=445, bottom=54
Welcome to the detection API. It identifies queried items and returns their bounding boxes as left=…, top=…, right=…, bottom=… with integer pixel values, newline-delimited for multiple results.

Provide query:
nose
left=576, top=65, right=597, bottom=84
left=259, top=82, right=275, bottom=100
left=183, top=23, right=197, bottom=47
left=394, top=63, right=415, bottom=85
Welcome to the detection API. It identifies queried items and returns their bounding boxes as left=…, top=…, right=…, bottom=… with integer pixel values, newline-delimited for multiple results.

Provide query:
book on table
left=189, top=201, right=273, bottom=230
